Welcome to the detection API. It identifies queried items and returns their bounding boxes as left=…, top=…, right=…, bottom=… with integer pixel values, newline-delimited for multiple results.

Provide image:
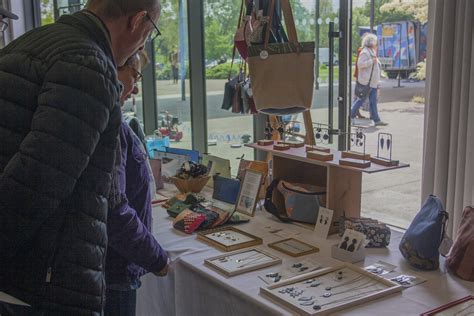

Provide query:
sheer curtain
left=423, top=0, right=474, bottom=237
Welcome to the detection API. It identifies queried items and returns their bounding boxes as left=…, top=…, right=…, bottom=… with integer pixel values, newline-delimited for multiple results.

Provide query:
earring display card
left=197, top=226, right=262, bottom=252
left=363, top=261, right=396, bottom=276
left=204, top=248, right=282, bottom=277
left=388, top=274, right=427, bottom=288
left=258, top=258, right=325, bottom=285
left=421, top=296, right=474, bottom=316
left=338, top=229, right=366, bottom=253
left=314, top=208, right=334, bottom=239
left=268, top=238, right=319, bottom=257
left=260, top=264, right=402, bottom=316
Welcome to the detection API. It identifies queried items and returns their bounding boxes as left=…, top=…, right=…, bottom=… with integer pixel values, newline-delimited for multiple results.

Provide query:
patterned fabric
left=339, top=217, right=391, bottom=248
left=183, top=213, right=206, bottom=234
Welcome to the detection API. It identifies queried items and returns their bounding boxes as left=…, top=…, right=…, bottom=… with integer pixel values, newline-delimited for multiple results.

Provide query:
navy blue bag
left=399, top=195, right=449, bottom=270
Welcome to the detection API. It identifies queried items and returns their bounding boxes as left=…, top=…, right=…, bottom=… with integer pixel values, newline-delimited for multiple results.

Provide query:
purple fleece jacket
left=105, top=121, right=168, bottom=285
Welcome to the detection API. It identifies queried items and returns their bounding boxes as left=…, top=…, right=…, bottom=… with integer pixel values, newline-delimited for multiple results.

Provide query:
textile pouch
left=446, top=206, right=474, bottom=281
left=222, top=75, right=239, bottom=110
left=212, top=175, right=241, bottom=205
left=339, top=216, right=391, bottom=248
left=276, top=180, right=325, bottom=224
left=247, top=0, right=315, bottom=115
left=399, top=195, right=449, bottom=270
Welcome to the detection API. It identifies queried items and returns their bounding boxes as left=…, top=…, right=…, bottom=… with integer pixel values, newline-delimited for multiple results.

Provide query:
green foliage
left=205, top=62, right=238, bottom=79
left=41, top=0, right=54, bottom=25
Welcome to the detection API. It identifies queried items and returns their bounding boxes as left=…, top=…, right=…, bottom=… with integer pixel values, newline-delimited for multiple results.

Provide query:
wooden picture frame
left=204, top=248, right=282, bottom=277
left=197, top=226, right=262, bottom=252
left=235, top=169, right=264, bottom=217
left=260, top=263, right=402, bottom=316
left=268, top=238, right=319, bottom=257
left=420, top=296, right=474, bottom=315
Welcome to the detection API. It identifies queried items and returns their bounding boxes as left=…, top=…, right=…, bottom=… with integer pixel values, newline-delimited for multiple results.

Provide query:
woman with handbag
left=350, top=34, right=388, bottom=126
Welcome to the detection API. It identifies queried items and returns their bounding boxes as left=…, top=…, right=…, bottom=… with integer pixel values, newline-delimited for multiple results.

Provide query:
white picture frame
left=236, top=170, right=264, bottom=217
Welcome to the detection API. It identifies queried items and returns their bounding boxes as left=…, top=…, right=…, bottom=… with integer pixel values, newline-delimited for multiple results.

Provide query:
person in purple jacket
left=105, top=51, right=169, bottom=316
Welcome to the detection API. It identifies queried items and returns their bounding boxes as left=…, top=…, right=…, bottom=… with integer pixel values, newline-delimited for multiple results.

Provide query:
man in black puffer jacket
left=0, top=1, right=162, bottom=315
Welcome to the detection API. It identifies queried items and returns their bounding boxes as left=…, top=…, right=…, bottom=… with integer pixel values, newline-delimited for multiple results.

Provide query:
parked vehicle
left=376, top=21, right=428, bottom=79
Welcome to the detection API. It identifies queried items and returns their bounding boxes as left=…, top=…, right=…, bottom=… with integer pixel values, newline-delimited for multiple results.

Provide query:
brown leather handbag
left=446, top=206, right=474, bottom=281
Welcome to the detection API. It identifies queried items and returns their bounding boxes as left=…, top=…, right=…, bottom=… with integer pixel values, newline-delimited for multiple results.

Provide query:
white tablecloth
left=137, top=205, right=474, bottom=316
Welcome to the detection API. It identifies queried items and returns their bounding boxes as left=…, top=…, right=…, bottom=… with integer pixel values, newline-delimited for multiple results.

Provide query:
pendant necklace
left=322, top=280, right=378, bottom=298
left=325, top=274, right=364, bottom=291
left=237, top=254, right=270, bottom=268
left=313, top=288, right=380, bottom=311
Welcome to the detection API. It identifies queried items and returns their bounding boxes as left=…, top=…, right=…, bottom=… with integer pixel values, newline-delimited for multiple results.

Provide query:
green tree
left=41, top=0, right=54, bottom=25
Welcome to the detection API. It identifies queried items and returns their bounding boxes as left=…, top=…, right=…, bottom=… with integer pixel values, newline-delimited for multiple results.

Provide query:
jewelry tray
left=260, top=263, right=402, bottom=315
left=197, top=226, right=262, bottom=251
left=204, top=248, right=282, bottom=277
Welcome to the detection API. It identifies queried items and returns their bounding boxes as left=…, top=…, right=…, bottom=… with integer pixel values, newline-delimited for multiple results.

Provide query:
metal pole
left=179, top=0, right=186, bottom=101
left=315, top=0, right=320, bottom=90
left=328, top=21, right=334, bottom=144
left=370, top=0, right=375, bottom=33
left=142, top=41, right=159, bottom=135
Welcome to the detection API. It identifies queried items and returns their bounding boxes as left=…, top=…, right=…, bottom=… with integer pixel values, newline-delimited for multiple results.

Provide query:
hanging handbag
left=354, top=51, right=376, bottom=100
left=446, top=206, right=474, bottom=281
left=248, top=0, right=315, bottom=115
left=399, top=195, right=449, bottom=270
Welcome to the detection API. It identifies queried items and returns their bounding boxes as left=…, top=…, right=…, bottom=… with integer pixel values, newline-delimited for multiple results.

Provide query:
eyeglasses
left=126, top=66, right=143, bottom=83
left=0, top=20, right=8, bottom=32
left=146, top=13, right=161, bottom=42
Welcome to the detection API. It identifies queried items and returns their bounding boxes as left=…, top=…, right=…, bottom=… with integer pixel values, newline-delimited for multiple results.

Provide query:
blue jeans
left=351, top=88, right=381, bottom=122
left=105, top=279, right=141, bottom=316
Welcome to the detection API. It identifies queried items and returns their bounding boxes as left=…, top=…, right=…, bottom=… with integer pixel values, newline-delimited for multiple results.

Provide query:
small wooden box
left=274, top=143, right=290, bottom=151
left=306, top=145, right=331, bottom=153
left=307, top=150, right=334, bottom=161
left=339, top=158, right=371, bottom=169
left=278, top=140, right=305, bottom=148
left=257, top=139, right=274, bottom=146
left=341, top=151, right=371, bottom=161
left=371, top=156, right=399, bottom=167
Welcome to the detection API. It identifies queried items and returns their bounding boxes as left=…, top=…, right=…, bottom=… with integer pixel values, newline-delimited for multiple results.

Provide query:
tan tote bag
left=248, top=0, right=315, bottom=115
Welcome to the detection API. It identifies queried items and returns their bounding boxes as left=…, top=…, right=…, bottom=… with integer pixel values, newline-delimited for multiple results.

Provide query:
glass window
left=154, top=0, right=192, bottom=149
left=40, top=0, right=55, bottom=26
left=204, top=0, right=254, bottom=175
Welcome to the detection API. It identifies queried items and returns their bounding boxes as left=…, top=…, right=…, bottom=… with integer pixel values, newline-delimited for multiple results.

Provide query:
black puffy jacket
left=0, top=12, right=121, bottom=315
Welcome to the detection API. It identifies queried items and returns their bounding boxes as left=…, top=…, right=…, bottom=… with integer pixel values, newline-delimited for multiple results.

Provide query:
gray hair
left=362, top=33, right=378, bottom=48
left=86, top=0, right=161, bottom=18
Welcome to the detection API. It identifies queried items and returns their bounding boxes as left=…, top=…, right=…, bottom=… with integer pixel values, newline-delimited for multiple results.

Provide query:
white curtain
left=423, top=0, right=474, bottom=237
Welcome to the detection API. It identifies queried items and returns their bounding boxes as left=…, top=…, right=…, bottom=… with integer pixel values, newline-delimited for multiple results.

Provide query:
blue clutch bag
left=212, top=175, right=241, bottom=205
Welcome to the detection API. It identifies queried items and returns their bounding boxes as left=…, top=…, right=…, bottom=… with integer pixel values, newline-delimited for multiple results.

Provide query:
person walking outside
left=351, top=33, right=387, bottom=126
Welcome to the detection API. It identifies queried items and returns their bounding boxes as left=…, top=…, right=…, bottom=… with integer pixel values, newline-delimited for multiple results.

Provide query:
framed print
left=268, top=238, right=319, bottom=257
left=236, top=170, right=264, bottom=217
left=421, top=296, right=474, bottom=316
left=197, top=226, right=262, bottom=252
left=260, top=263, right=402, bottom=315
left=204, top=248, right=281, bottom=277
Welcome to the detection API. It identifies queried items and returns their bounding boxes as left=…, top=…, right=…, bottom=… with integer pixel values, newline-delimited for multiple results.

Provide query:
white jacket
left=357, top=47, right=381, bottom=88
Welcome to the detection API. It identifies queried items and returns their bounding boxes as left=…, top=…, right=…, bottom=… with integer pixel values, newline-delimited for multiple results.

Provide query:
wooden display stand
left=306, top=145, right=331, bottom=153
left=341, top=151, right=371, bottom=161
left=247, top=143, right=409, bottom=234
left=307, top=150, right=334, bottom=162
left=371, top=156, right=399, bottom=167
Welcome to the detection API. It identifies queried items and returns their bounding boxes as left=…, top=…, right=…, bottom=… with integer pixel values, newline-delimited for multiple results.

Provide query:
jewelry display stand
left=331, top=244, right=366, bottom=263
left=258, top=139, right=274, bottom=146
left=204, top=248, right=281, bottom=277
left=340, top=132, right=371, bottom=168
left=307, top=150, right=334, bottom=162
left=274, top=143, right=291, bottom=151
left=268, top=238, right=320, bottom=257
left=306, top=145, right=331, bottom=153
left=260, top=264, right=402, bottom=315
left=278, top=140, right=305, bottom=148
left=371, top=133, right=399, bottom=167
